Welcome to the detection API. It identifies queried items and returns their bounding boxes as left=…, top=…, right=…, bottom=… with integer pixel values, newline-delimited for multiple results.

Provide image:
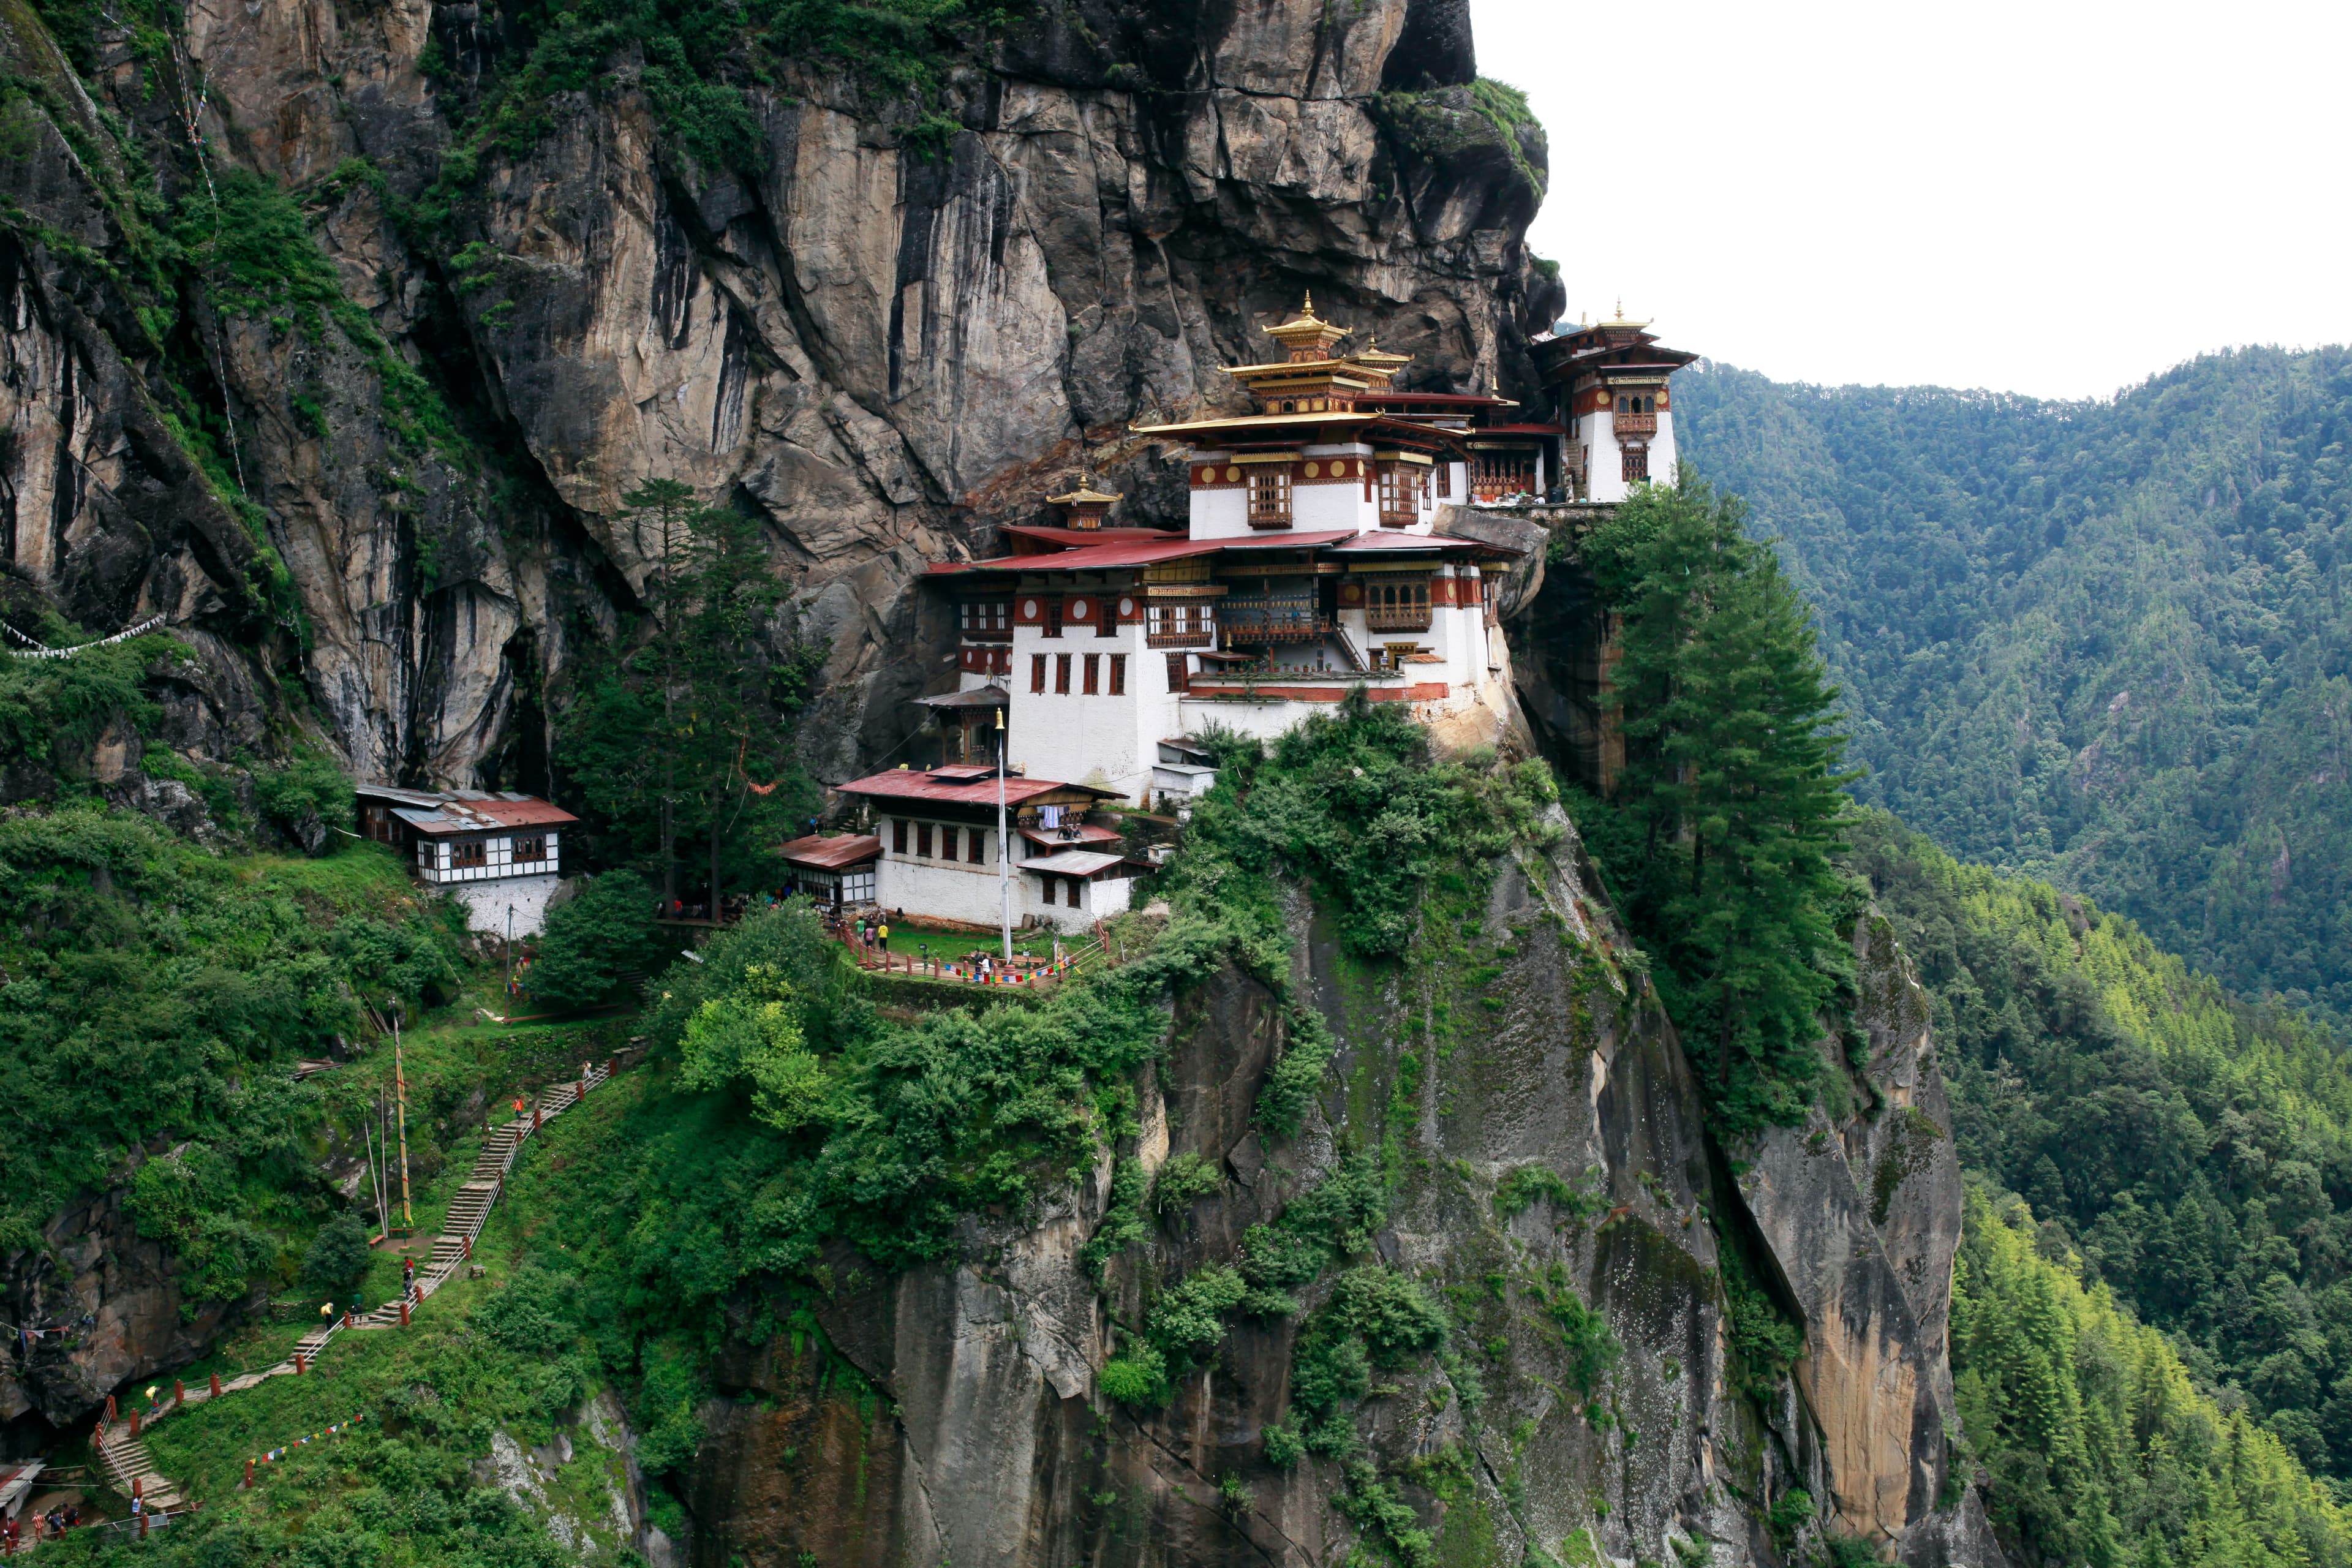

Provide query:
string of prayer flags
left=254, top=1411, right=369, bottom=1466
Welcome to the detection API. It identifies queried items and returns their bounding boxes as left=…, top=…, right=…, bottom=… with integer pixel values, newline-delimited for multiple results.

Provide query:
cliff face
left=0, top=2, right=2008, bottom=1558
left=678, top=818, right=2003, bottom=1568
left=0, top=0, right=1558, bottom=793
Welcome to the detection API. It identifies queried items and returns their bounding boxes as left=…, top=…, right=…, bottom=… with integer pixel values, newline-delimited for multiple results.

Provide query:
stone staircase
left=83, top=1061, right=614, bottom=1513
left=93, top=1423, right=181, bottom=1513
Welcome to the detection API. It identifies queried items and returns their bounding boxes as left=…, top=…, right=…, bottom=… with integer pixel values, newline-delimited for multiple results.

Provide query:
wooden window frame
left=1246, top=467, right=1293, bottom=529
left=1030, top=654, right=1047, bottom=693
left=453, top=840, right=486, bottom=868
left=1055, top=653, right=1072, bottom=694
left=968, top=827, right=986, bottom=863
left=1044, top=600, right=1064, bottom=638
left=1622, top=445, right=1649, bottom=483
left=892, top=818, right=908, bottom=854
left=1109, top=654, right=1127, bottom=696
left=916, top=822, right=933, bottom=858
left=1166, top=652, right=1189, bottom=693
left=513, top=834, right=546, bottom=863
left=1378, top=464, right=1417, bottom=527
left=1083, top=653, right=1100, bottom=695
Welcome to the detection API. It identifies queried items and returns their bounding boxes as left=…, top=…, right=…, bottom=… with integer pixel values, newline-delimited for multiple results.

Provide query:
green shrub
left=250, top=747, right=355, bottom=846
left=528, top=870, right=657, bottom=1009
left=1099, top=1344, right=1169, bottom=1408
left=1150, top=1151, right=1223, bottom=1218
left=472, top=1265, right=582, bottom=1355
left=300, top=1213, right=373, bottom=1296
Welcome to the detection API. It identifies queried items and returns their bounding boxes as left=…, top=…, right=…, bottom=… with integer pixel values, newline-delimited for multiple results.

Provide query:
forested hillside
left=1849, top=814, right=2352, bottom=1493
left=1674, top=351, right=2352, bottom=1030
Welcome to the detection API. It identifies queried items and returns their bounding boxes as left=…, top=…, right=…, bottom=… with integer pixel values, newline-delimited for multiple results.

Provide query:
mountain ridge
left=1673, top=345, right=2352, bottom=1031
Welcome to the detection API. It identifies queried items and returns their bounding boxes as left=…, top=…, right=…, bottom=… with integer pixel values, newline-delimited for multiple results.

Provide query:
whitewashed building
left=1535, top=310, right=1697, bottom=502
left=903, top=298, right=1526, bottom=811
left=832, top=766, right=1131, bottom=933
left=355, top=785, right=576, bottom=937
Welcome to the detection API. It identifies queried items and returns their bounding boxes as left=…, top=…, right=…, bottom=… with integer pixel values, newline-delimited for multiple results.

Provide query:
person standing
left=877, top=920, right=890, bottom=955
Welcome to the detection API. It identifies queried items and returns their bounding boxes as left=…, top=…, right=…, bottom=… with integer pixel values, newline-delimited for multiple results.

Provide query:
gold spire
left=1047, top=475, right=1121, bottom=529
left=1351, top=330, right=1411, bottom=371
left=1263, top=292, right=1350, bottom=362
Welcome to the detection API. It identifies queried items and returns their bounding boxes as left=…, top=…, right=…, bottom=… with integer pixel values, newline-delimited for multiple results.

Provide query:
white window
left=842, top=867, right=876, bottom=903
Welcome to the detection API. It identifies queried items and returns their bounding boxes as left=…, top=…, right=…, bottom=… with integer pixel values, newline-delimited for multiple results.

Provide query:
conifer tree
left=558, top=482, right=821, bottom=913
left=1575, top=472, right=1858, bottom=1131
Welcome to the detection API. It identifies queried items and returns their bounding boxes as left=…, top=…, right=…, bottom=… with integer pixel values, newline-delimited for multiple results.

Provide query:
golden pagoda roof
left=1350, top=333, right=1412, bottom=369
left=1046, top=483, right=1121, bottom=505
left=1261, top=291, right=1351, bottom=356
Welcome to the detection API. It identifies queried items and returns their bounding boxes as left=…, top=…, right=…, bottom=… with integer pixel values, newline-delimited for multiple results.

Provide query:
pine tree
left=558, top=482, right=823, bottom=912
left=1576, top=472, right=1859, bottom=1131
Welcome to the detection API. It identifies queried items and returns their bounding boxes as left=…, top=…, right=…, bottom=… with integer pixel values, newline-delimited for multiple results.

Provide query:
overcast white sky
left=1471, top=0, right=2352, bottom=400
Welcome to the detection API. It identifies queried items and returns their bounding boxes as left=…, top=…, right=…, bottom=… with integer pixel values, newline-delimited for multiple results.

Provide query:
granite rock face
left=0, top=1170, right=246, bottom=1437
left=0, top=0, right=1559, bottom=791
left=679, top=816, right=2005, bottom=1568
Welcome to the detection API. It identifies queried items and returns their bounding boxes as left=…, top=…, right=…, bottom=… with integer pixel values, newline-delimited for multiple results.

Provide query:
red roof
left=1002, top=525, right=1182, bottom=551
left=1471, top=423, right=1569, bottom=436
left=1357, top=391, right=1516, bottom=406
left=779, top=832, right=881, bottom=870
left=929, top=530, right=1362, bottom=576
left=832, top=768, right=1118, bottom=805
left=469, top=797, right=580, bottom=827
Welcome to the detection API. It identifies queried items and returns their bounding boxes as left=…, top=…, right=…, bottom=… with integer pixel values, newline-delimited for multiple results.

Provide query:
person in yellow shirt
left=877, top=921, right=891, bottom=954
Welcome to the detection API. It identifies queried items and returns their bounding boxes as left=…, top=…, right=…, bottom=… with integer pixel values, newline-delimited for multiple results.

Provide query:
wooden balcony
left=1377, top=510, right=1417, bottom=529
left=1221, top=597, right=1327, bottom=642
left=1364, top=606, right=1433, bottom=632
left=1246, top=508, right=1294, bottom=530
left=1147, top=630, right=1213, bottom=649
left=1615, top=411, right=1657, bottom=436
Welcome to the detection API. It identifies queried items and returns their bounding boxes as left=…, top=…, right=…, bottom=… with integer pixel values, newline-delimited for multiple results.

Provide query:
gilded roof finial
left=1301, top=289, right=1315, bottom=318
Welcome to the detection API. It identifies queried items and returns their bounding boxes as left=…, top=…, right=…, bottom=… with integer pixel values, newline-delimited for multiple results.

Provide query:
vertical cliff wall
left=0, top=0, right=1559, bottom=795
left=674, top=818, right=2004, bottom=1568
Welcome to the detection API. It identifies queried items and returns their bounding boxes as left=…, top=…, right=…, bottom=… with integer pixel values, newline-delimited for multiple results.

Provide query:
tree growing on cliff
left=1572, top=473, right=1858, bottom=1133
left=557, top=481, right=822, bottom=912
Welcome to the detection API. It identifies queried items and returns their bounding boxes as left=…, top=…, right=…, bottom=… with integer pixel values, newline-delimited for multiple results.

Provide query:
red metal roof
left=779, top=832, right=881, bottom=870
left=832, top=767, right=1118, bottom=805
left=1357, top=391, right=1516, bottom=405
left=469, top=797, right=580, bottom=827
left=1001, top=525, right=1182, bottom=552
left=929, top=531, right=1363, bottom=576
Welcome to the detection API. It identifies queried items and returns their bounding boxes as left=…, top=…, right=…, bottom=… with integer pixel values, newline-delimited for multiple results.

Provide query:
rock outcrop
left=0, top=1177, right=246, bottom=1436
left=0, top=0, right=1559, bottom=792
left=679, top=817, right=2004, bottom=1568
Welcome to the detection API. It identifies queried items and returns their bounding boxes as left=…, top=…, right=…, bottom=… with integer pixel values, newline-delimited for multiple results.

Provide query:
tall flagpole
left=997, top=706, right=1012, bottom=964
left=393, top=1008, right=413, bottom=1234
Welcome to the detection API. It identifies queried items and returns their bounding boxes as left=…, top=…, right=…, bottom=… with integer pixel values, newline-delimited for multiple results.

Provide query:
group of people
left=4, top=1502, right=84, bottom=1550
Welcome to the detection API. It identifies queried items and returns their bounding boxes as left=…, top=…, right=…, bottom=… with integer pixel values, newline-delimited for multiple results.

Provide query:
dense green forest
left=1851, top=813, right=2352, bottom=1499
left=1673, top=350, right=2352, bottom=1030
